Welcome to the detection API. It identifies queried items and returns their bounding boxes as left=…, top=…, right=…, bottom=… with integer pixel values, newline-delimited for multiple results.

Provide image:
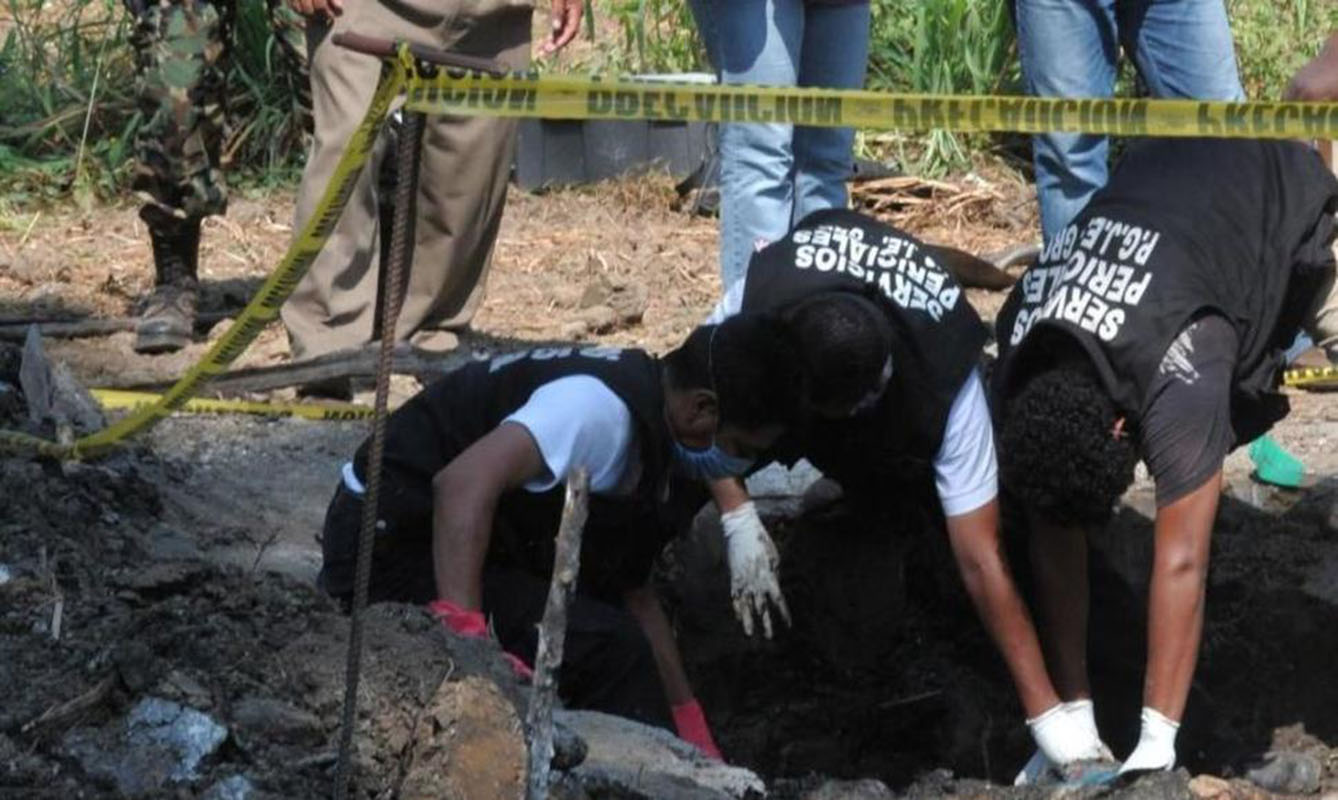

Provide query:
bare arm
left=623, top=584, right=694, bottom=706
left=431, top=422, right=545, bottom=609
left=1027, top=512, right=1093, bottom=700
left=708, top=476, right=750, bottom=513
left=1286, top=33, right=1338, bottom=100
left=539, top=0, right=583, bottom=55
left=946, top=500, right=1060, bottom=718
left=1143, top=469, right=1222, bottom=720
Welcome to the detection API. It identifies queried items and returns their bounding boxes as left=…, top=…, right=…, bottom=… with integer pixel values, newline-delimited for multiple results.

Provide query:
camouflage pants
left=126, top=0, right=307, bottom=229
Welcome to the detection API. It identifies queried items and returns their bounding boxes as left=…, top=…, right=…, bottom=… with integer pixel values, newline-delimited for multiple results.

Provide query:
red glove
left=428, top=599, right=534, bottom=681
left=671, top=699, right=722, bottom=760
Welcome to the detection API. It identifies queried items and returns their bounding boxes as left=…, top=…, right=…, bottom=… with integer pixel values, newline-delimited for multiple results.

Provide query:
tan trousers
left=1307, top=243, right=1338, bottom=359
left=282, top=0, right=532, bottom=359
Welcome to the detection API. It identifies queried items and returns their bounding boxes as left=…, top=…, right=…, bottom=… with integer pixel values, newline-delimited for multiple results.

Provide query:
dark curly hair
left=781, top=291, right=893, bottom=415
left=998, top=360, right=1137, bottom=526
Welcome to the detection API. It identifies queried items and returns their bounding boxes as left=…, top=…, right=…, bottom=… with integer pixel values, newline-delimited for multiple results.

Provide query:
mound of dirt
left=666, top=481, right=1338, bottom=796
left=0, top=451, right=531, bottom=799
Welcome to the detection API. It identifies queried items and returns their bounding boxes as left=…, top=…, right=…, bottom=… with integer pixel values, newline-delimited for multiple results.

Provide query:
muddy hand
left=721, top=501, right=791, bottom=638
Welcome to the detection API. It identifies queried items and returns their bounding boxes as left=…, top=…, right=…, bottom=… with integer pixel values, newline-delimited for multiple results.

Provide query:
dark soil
left=667, top=484, right=1338, bottom=795
left=0, top=451, right=528, bottom=799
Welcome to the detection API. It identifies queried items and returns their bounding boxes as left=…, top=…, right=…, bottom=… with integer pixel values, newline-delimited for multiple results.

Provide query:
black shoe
left=134, top=282, right=198, bottom=354
left=135, top=215, right=201, bottom=355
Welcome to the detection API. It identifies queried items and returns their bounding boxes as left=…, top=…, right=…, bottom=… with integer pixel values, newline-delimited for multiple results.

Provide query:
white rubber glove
left=1014, top=699, right=1115, bottom=785
left=720, top=502, right=790, bottom=638
left=1118, top=707, right=1179, bottom=775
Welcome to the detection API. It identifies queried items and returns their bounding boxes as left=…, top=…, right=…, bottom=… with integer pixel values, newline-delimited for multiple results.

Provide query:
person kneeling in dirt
left=707, top=207, right=1111, bottom=778
left=993, top=137, right=1338, bottom=781
left=317, top=316, right=800, bottom=759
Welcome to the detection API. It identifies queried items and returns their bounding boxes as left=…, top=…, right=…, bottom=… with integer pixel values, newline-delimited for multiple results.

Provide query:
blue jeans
left=689, top=0, right=871, bottom=315
left=1016, top=0, right=1244, bottom=243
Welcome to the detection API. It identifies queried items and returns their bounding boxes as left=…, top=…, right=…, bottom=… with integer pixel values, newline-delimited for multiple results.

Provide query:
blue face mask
left=671, top=440, right=754, bottom=481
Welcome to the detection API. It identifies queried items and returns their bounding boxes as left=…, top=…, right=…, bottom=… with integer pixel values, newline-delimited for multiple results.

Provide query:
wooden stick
left=21, top=674, right=117, bottom=734
left=0, top=311, right=235, bottom=342
left=525, top=468, right=590, bottom=800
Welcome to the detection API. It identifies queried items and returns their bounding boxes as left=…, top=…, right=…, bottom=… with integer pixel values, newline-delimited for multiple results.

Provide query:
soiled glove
left=1022, top=700, right=1115, bottom=785
left=1118, top=707, right=1179, bottom=775
left=721, top=502, right=790, bottom=638
left=1015, top=699, right=1115, bottom=785
left=671, top=699, right=722, bottom=760
left=428, top=599, right=534, bottom=681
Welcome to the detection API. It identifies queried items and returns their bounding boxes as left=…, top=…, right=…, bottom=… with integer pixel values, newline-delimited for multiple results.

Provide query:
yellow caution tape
left=6, top=49, right=1337, bottom=460
left=1283, top=365, right=1338, bottom=389
left=403, top=71, right=1338, bottom=139
left=0, top=47, right=410, bottom=459
left=90, top=389, right=374, bottom=421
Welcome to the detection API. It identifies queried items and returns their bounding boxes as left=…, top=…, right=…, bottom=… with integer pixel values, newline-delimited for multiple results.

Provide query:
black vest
left=354, top=346, right=676, bottom=598
left=995, top=139, right=1338, bottom=445
left=742, top=208, right=988, bottom=492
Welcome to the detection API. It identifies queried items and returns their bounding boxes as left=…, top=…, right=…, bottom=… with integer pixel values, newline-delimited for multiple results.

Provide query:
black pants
left=317, top=481, right=674, bottom=730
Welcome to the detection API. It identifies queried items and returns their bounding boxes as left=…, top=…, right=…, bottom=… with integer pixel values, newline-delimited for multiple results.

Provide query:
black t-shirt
left=995, top=138, right=1338, bottom=454
left=1140, top=314, right=1238, bottom=508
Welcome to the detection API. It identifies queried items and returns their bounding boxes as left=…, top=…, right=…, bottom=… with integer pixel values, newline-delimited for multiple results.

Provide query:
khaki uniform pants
left=282, top=0, right=532, bottom=359
left=1307, top=244, right=1338, bottom=359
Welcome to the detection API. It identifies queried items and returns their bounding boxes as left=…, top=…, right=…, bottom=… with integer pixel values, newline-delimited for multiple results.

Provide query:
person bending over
left=318, top=316, right=799, bottom=759
left=708, top=208, right=1110, bottom=777
left=994, top=137, right=1338, bottom=780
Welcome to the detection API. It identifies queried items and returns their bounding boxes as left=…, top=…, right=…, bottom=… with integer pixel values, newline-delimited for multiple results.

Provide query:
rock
left=400, top=676, right=527, bottom=800
left=1189, top=774, right=1233, bottom=800
left=556, top=709, right=765, bottom=799
left=560, top=321, right=589, bottom=340
left=578, top=275, right=614, bottom=309
left=203, top=774, right=256, bottom=800
left=1115, top=770, right=1195, bottom=800
left=62, top=696, right=228, bottom=797
left=18, top=326, right=103, bottom=438
left=577, top=305, right=619, bottom=333
left=803, top=778, right=895, bottom=800
left=744, top=460, right=823, bottom=500
left=1245, top=751, right=1322, bottom=795
left=552, top=721, right=588, bottom=771
left=606, top=282, right=648, bottom=325
left=577, top=275, right=647, bottom=329
left=231, top=696, right=324, bottom=746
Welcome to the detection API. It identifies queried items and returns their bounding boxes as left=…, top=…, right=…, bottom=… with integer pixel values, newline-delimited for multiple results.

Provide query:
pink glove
left=671, top=699, right=722, bottom=760
left=428, top=599, right=534, bottom=681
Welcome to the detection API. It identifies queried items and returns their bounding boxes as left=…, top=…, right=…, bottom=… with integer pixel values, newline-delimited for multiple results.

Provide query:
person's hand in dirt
left=539, top=0, right=583, bottom=56
left=622, top=585, right=723, bottom=760
left=289, top=0, right=342, bottom=21
left=671, top=699, right=723, bottom=760
left=1117, top=707, right=1179, bottom=776
left=721, top=501, right=789, bottom=638
left=428, top=598, right=535, bottom=681
left=1286, top=33, right=1338, bottom=101
left=1014, top=699, right=1115, bottom=785
left=1022, top=700, right=1117, bottom=784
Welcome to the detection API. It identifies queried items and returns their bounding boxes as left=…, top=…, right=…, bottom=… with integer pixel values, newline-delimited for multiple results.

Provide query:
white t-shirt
left=933, top=368, right=998, bottom=517
left=503, top=375, right=641, bottom=495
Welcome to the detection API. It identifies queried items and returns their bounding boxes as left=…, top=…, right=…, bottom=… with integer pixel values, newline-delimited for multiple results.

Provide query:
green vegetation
left=0, top=0, right=1332, bottom=200
left=0, top=0, right=307, bottom=203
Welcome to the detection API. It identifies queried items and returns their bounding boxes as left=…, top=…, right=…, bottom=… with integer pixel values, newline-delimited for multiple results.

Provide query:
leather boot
left=135, top=219, right=201, bottom=354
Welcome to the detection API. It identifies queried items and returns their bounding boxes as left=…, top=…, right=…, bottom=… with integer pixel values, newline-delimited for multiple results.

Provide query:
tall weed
left=0, top=0, right=307, bottom=201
